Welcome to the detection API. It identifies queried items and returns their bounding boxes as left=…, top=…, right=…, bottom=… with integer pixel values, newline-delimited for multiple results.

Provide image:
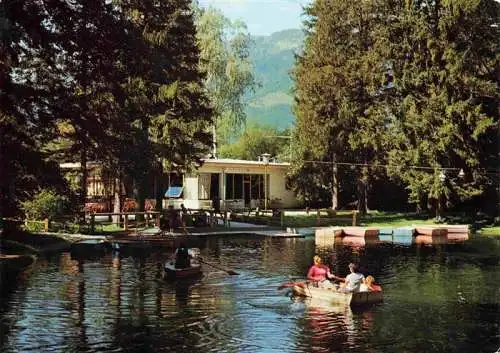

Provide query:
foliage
left=117, top=0, right=214, bottom=212
left=22, top=221, right=46, bottom=233
left=21, top=189, right=69, bottom=220
left=0, top=0, right=76, bottom=217
left=380, top=0, right=499, bottom=214
left=122, top=199, right=138, bottom=212
left=0, top=0, right=214, bottom=218
left=292, top=0, right=386, bottom=213
left=85, top=202, right=109, bottom=213
left=218, top=124, right=291, bottom=161
left=291, top=0, right=499, bottom=216
left=193, top=3, right=255, bottom=145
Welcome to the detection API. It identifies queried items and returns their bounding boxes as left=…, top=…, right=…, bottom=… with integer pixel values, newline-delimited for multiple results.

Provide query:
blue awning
left=165, top=186, right=183, bottom=198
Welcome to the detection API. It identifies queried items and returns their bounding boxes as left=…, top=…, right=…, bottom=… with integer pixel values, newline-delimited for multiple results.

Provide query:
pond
left=0, top=234, right=498, bottom=352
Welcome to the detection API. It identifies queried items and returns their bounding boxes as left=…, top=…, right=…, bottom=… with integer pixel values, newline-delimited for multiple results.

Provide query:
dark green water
left=0, top=234, right=498, bottom=352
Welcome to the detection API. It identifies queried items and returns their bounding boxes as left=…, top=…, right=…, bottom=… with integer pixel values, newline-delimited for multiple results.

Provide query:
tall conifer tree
left=381, top=0, right=499, bottom=214
left=293, top=0, right=383, bottom=212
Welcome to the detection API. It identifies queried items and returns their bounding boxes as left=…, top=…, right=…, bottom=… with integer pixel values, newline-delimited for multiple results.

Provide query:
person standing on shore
left=180, top=204, right=191, bottom=234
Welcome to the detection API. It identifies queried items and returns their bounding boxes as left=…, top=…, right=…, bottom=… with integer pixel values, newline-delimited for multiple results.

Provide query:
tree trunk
left=133, top=177, right=146, bottom=222
left=212, top=124, right=217, bottom=158
left=155, top=164, right=164, bottom=212
left=112, top=176, right=121, bottom=225
left=80, top=149, right=87, bottom=210
left=357, top=168, right=368, bottom=216
left=0, top=138, right=9, bottom=218
left=331, top=155, right=338, bottom=210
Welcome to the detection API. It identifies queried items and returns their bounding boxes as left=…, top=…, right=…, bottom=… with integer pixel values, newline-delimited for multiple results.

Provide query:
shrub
left=85, top=202, right=108, bottom=213
left=145, top=199, right=156, bottom=211
left=21, top=189, right=69, bottom=220
left=122, top=198, right=137, bottom=212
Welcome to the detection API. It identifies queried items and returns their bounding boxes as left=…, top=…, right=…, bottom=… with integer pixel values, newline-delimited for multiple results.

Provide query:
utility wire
left=299, top=159, right=499, bottom=173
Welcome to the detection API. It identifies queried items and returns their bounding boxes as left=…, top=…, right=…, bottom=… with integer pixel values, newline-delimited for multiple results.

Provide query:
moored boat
left=435, top=225, right=470, bottom=234
left=163, top=261, right=202, bottom=279
left=414, top=235, right=448, bottom=245
left=0, top=254, right=35, bottom=272
left=393, top=227, right=415, bottom=236
left=335, top=236, right=380, bottom=246
left=340, top=227, right=380, bottom=237
left=446, top=233, right=469, bottom=242
left=413, top=226, right=448, bottom=236
left=292, top=284, right=383, bottom=306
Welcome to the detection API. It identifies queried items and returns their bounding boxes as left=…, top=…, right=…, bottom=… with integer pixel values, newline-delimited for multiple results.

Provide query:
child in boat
left=338, top=263, right=365, bottom=292
left=360, top=275, right=382, bottom=292
left=174, top=243, right=191, bottom=269
left=307, top=255, right=341, bottom=289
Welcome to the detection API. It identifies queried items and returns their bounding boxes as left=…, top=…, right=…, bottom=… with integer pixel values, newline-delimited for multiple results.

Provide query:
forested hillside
left=246, top=29, right=304, bottom=129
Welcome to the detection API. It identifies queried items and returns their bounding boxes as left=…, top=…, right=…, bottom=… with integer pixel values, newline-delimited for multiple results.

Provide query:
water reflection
left=0, top=234, right=498, bottom=352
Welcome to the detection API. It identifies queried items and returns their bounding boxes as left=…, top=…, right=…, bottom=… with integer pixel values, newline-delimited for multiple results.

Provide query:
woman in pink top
left=307, top=255, right=340, bottom=289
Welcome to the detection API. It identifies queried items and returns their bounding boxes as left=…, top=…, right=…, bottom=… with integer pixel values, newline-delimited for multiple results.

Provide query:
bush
left=85, top=202, right=108, bottom=213
left=21, top=189, right=69, bottom=220
left=122, top=198, right=137, bottom=212
left=145, top=199, right=156, bottom=211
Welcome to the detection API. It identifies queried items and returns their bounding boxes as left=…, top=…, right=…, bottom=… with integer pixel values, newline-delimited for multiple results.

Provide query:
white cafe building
left=166, top=154, right=299, bottom=211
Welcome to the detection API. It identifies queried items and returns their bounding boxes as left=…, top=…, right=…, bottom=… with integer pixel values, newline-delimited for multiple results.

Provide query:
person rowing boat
left=306, top=255, right=342, bottom=289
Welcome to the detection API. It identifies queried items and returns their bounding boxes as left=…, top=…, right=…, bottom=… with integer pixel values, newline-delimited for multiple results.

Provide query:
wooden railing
left=88, top=211, right=161, bottom=232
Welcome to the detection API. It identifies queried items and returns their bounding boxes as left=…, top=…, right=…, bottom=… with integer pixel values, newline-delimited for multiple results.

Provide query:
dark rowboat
left=292, top=284, right=383, bottom=306
left=163, top=261, right=202, bottom=279
left=0, top=254, right=35, bottom=272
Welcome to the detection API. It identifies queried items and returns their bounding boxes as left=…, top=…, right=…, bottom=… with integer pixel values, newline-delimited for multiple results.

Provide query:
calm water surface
left=0, top=234, right=498, bottom=352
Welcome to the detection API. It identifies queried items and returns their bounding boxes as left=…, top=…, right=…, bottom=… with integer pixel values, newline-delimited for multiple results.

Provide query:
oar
left=198, top=258, right=239, bottom=275
left=278, top=281, right=306, bottom=290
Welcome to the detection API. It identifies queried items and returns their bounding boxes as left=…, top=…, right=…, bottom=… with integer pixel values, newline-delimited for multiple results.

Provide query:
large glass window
left=225, top=173, right=244, bottom=199
left=234, top=174, right=243, bottom=199
left=250, top=175, right=264, bottom=199
left=225, top=173, right=267, bottom=200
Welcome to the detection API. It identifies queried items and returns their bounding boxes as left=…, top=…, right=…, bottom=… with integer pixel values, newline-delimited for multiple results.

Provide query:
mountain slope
left=245, top=29, right=304, bottom=129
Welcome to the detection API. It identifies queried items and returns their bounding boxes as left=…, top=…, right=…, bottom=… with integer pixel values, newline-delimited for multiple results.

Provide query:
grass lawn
left=479, top=226, right=500, bottom=236
left=234, top=211, right=441, bottom=228
left=359, top=212, right=438, bottom=228
left=235, top=210, right=496, bottom=233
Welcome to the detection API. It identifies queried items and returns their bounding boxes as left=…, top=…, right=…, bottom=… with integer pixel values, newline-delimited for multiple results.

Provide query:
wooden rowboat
left=414, top=235, right=448, bottom=245
left=292, top=284, right=383, bottom=306
left=163, top=261, right=202, bottom=279
left=340, top=227, right=380, bottom=237
left=0, top=254, right=35, bottom=272
left=335, top=236, right=380, bottom=246
left=435, top=225, right=470, bottom=234
left=413, top=226, right=448, bottom=236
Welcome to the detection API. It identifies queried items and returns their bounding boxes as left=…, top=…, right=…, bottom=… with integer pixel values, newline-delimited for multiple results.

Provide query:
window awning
left=164, top=186, right=183, bottom=198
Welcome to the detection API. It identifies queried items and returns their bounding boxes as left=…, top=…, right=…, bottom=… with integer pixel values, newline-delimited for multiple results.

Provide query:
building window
left=225, top=173, right=244, bottom=199
left=250, top=174, right=264, bottom=199
left=234, top=174, right=243, bottom=199
left=224, top=174, right=266, bottom=200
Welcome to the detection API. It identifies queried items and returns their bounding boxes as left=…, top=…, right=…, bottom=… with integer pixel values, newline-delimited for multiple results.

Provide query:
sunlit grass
left=238, top=211, right=442, bottom=228
left=479, top=226, right=500, bottom=236
left=101, top=224, right=124, bottom=232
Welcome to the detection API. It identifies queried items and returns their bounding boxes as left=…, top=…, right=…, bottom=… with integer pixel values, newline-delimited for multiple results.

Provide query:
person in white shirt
left=339, top=263, right=364, bottom=292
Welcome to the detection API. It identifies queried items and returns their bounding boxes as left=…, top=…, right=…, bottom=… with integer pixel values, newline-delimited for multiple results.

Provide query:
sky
left=198, top=0, right=311, bottom=36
